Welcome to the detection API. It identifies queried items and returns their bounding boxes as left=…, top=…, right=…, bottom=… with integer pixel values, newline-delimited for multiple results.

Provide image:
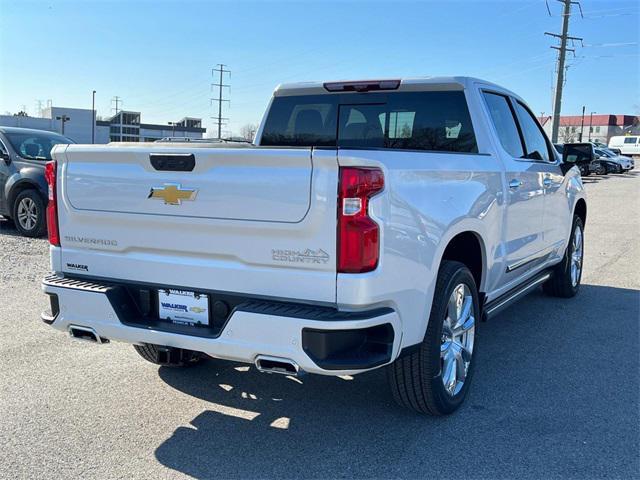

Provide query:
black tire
left=387, top=261, right=479, bottom=415
left=133, top=343, right=202, bottom=367
left=543, top=215, right=584, bottom=298
left=12, top=189, right=46, bottom=237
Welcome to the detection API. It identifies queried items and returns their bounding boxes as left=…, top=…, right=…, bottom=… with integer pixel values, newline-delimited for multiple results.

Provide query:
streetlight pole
left=56, top=115, right=70, bottom=135
left=91, top=90, right=96, bottom=144
left=168, top=122, right=177, bottom=137
left=588, top=111, right=595, bottom=141
left=579, top=106, right=585, bottom=142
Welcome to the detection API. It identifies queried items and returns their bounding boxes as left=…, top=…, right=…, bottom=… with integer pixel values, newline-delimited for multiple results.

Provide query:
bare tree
left=240, top=123, right=258, bottom=142
left=559, top=126, right=577, bottom=143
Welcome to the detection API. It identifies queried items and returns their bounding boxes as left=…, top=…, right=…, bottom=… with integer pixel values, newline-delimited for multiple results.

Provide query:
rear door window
left=624, top=137, right=637, bottom=144
left=513, top=101, right=552, bottom=162
left=483, top=92, right=524, bottom=158
left=261, top=91, right=478, bottom=153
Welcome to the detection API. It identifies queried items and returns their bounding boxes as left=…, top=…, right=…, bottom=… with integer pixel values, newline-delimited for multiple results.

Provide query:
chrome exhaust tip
left=68, top=325, right=107, bottom=344
left=255, top=355, right=299, bottom=376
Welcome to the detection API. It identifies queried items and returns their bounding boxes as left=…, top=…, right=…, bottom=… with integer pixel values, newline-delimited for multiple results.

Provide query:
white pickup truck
left=42, top=77, right=588, bottom=415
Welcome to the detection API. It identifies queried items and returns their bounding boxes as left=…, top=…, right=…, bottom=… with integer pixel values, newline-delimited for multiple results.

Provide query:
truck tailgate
left=54, top=145, right=338, bottom=304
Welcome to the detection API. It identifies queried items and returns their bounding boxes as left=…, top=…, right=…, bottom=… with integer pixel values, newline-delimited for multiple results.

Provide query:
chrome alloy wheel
left=440, top=283, right=475, bottom=396
left=17, top=197, right=38, bottom=231
left=570, top=224, right=583, bottom=287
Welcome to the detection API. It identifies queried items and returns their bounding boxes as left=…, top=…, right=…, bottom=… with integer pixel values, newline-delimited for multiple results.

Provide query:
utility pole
left=111, top=96, right=122, bottom=116
left=91, top=90, right=96, bottom=144
left=588, top=111, right=595, bottom=141
left=545, top=0, right=584, bottom=143
left=211, top=64, right=230, bottom=139
left=579, top=105, right=585, bottom=142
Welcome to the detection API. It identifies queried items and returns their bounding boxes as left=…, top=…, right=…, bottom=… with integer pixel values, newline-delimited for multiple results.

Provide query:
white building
left=0, top=107, right=205, bottom=143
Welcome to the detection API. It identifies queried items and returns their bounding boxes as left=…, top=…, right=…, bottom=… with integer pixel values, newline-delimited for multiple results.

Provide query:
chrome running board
left=483, top=271, right=552, bottom=320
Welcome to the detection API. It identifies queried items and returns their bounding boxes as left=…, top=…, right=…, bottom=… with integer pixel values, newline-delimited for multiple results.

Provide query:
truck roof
left=274, top=76, right=517, bottom=98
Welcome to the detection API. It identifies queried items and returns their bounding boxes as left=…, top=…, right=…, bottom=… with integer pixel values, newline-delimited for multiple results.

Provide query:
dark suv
left=0, top=127, right=73, bottom=237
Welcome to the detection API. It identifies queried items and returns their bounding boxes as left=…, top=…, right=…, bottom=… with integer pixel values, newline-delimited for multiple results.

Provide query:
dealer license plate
left=158, top=289, right=209, bottom=326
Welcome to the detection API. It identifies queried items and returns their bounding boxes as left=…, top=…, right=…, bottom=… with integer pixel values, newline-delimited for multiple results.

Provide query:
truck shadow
left=154, top=284, right=639, bottom=479
left=581, top=174, right=610, bottom=183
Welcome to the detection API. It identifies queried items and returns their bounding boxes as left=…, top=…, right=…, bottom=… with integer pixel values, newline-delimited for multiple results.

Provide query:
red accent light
left=337, top=167, right=384, bottom=273
left=324, top=80, right=401, bottom=93
left=45, top=161, right=60, bottom=246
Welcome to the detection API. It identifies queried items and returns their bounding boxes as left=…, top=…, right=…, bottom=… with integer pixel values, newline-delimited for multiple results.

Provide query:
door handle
left=509, top=179, right=523, bottom=189
left=543, top=177, right=552, bottom=188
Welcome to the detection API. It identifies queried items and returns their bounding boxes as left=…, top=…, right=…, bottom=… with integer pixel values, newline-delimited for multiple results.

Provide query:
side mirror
left=0, top=151, right=10, bottom=165
left=561, top=143, right=594, bottom=174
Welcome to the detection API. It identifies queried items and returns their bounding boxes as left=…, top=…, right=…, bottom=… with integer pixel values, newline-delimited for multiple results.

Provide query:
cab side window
left=513, top=101, right=552, bottom=162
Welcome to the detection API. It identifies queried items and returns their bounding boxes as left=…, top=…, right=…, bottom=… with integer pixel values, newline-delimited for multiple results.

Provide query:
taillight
left=337, top=167, right=384, bottom=273
left=45, top=161, right=60, bottom=246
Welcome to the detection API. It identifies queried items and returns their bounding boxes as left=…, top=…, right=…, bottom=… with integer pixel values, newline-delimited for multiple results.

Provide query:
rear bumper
left=42, top=274, right=401, bottom=376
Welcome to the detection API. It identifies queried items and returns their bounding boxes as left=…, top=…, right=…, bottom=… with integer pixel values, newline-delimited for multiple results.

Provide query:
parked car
left=0, top=127, right=73, bottom=236
left=590, top=140, right=621, bottom=156
left=595, top=147, right=634, bottom=173
left=590, top=159, right=607, bottom=175
left=42, top=77, right=588, bottom=415
left=608, top=135, right=640, bottom=158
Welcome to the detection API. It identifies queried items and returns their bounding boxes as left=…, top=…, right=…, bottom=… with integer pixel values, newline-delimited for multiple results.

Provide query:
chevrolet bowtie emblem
left=148, top=183, right=197, bottom=205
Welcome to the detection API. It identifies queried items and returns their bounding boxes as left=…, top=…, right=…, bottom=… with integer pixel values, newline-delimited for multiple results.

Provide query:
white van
left=609, top=135, right=640, bottom=157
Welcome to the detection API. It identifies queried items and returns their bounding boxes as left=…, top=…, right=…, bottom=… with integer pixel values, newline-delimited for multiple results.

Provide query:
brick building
left=538, top=114, right=640, bottom=144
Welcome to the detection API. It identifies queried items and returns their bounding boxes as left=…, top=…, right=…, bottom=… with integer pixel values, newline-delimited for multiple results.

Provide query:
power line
left=211, top=64, right=230, bottom=139
left=545, top=0, right=584, bottom=143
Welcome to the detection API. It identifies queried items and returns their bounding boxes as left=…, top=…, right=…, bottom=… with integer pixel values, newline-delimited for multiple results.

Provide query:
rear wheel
left=133, top=343, right=202, bottom=367
left=543, top=215, right=584, bottom=298
left=387, top=261, right=478, bottom=415
left=12, top=190, right=46, bottom=237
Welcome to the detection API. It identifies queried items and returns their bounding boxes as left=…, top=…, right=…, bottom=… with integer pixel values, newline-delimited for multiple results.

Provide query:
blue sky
left=1, top=0, right=638, bottom=136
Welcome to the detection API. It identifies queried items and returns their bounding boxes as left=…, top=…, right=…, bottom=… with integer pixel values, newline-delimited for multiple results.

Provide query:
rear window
left=260, top=91, right=478, bottom=153
left=3, top=130, right=73, bottom=160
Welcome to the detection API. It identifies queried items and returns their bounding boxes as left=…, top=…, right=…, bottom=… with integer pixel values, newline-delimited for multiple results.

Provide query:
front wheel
left=387, top=261, right=479, bottom=415
left=543, top=215, right=584, bottom=298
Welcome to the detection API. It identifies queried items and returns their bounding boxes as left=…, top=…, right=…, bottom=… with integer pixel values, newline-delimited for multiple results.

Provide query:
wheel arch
left=439, top=230, right=486, bottom=293
left=574, top=198, right=587, bottom=227
left=7, top=178, right=45, bottom=214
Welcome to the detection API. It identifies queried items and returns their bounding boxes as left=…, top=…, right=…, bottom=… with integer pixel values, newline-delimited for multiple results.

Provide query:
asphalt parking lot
left=0, top=171, right=638, bottom=480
